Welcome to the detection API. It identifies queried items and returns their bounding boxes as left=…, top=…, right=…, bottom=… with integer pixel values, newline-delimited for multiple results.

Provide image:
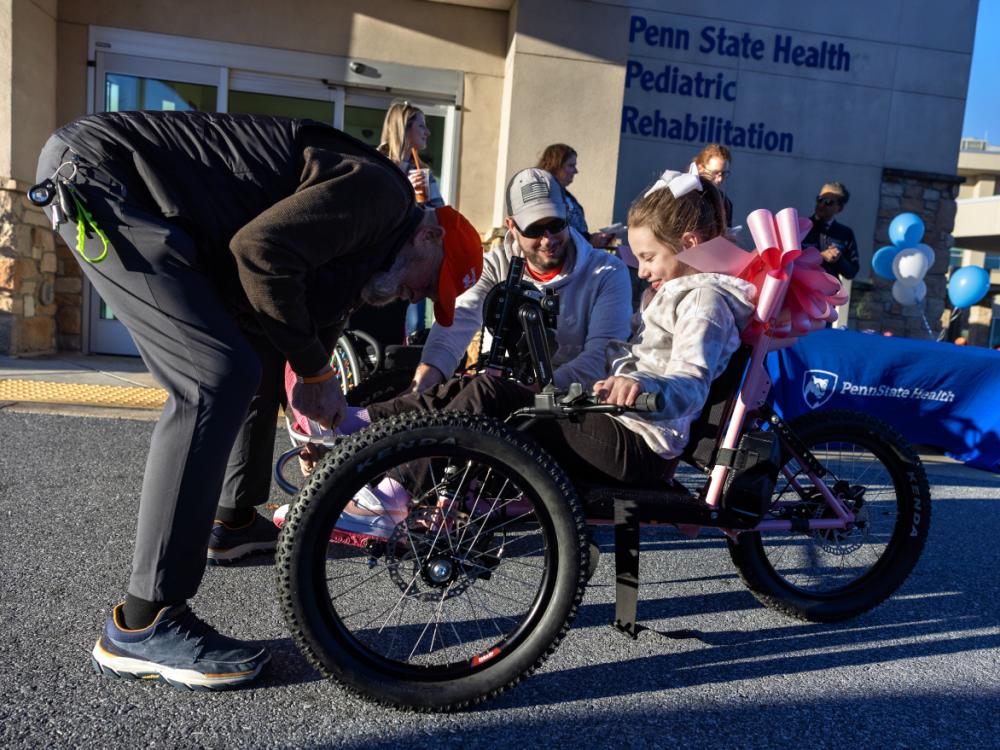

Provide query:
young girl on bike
left=524, top=167, right=758, bottom=485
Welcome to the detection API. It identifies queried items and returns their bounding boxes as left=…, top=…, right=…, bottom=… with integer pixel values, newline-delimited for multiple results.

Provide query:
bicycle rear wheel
left=727, top=410, right=931, bottom=622
left=276, top=411, right=588, bottom=711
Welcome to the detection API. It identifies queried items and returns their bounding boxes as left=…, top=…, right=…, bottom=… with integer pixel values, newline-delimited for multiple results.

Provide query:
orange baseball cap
left=433, top=206, right=484, bottom=327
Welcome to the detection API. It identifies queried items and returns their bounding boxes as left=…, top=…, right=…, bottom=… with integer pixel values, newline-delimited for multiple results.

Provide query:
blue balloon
left=872, top=245, right=900, bottom=279
left=889, top=213, right=925, bottom=248
left=947, top=266, right=991, bottom=308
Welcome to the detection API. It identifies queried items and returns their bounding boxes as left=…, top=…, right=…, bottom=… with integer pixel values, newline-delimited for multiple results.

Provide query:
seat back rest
left=679, top=344, right=752, bottom=472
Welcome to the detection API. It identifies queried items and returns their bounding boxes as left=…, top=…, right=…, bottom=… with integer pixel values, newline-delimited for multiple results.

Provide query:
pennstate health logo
left=802, top=369, right=839, bottom=409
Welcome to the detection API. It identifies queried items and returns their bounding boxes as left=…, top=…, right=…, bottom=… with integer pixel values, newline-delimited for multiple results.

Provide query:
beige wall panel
left=958, top=151, right=1000, bottom=174
left=55, top=20, right=87, bottom=127
left=499, top=52, right=625, bottom=228
left=512, top=0, right=628, bottom=65
left=11, top=0, right=56, bottom=181
left=456, top=72, right=503, bottom=232
left=56, top=0, right=506, bottom=77
left=1, top=0, right=12, bottom=177
left=954, top=198, right=1000, bottom=242
left=491, top=40, right=517, bottom=223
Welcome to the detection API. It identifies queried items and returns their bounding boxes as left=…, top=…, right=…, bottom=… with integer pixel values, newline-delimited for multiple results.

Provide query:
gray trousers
left=37, top=135, right=283, bottom=602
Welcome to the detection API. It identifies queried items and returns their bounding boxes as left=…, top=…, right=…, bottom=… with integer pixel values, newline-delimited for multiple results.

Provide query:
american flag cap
left=505, top=168, right=566, bottom=230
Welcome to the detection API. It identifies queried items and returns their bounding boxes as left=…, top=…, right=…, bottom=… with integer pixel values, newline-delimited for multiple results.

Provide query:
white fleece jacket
left=421, top=227, right=632, bottom=389
left=608, top=273, right=757, bottom=458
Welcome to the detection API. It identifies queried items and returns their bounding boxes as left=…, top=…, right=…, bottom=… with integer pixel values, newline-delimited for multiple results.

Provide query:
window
left=106, top=73, right=216, bottom=112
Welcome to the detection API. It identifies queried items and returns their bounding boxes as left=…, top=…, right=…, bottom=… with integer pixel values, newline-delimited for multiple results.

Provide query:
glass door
left=343, top=93, right=454, bottom=204
left=343, top=94, right=454, bottom=331
left=227, top=70, right=343, bottom=124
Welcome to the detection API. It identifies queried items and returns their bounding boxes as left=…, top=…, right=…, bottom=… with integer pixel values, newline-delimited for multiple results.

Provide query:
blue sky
left=963, top=0, right=1000, bottom=141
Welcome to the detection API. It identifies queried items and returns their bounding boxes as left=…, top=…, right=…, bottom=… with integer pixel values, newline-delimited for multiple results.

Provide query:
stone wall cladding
left=0, top=178, right=82, bottom=355
left=848, top=168, right=963, bottom=339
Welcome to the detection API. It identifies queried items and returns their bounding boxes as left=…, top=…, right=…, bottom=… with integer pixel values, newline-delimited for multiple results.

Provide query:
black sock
left=122, top=594, right=176, bottom=630
left=215, top=506, right=256, bottom=526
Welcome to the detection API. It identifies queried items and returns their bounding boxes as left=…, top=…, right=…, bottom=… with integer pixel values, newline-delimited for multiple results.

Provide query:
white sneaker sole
left=206, top=541, right=276, bottom=562
left=91, top=640, right=269, bottom=690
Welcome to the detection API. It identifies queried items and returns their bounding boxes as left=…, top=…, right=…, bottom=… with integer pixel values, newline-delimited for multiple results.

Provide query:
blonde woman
left=378, top=100, right=444, bottom=208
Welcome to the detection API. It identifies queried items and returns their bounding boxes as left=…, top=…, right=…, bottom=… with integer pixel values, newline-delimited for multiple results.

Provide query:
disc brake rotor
left=383, top=510, right=505, bottom=602
left=812, top=481, right=867, bottom=555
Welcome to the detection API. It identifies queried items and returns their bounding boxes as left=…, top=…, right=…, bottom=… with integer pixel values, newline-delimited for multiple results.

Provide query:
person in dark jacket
left=536, top=143, right=615, bottom=249
left=802, top=181, right=860, bottom=280
left=34, top=111, right=483, bottom=690
left=692, top=143, right=733, bottom=227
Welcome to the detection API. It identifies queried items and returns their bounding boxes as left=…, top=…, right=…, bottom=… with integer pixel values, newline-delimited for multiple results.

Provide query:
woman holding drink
left=378, top=100, right=444, bottom=208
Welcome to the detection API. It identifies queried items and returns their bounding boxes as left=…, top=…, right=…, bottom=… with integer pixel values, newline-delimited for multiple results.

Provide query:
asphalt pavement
left=1, top=409, right=998, bottom=749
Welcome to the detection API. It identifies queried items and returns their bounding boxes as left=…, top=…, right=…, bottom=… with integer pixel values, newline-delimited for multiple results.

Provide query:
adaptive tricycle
left=273, top=209, right=930, bottom=711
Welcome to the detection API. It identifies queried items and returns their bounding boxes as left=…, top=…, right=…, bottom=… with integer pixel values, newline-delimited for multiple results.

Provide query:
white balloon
left=892, top=279, right=927, bottom=305
left=893, top=247, right=930, bottom=282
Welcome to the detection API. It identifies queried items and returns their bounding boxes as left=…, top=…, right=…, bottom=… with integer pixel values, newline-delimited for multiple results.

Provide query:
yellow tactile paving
left=0, top=379, right=167, bottom=409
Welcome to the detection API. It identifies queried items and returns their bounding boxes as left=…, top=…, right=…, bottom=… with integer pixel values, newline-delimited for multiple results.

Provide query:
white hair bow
left=644, top=162, right=703, bottom=199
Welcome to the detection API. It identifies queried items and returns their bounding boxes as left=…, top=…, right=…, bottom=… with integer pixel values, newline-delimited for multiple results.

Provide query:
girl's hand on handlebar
left=291, top=371, right=347, bottom=430
left=592, top=375, right=641, bottom=407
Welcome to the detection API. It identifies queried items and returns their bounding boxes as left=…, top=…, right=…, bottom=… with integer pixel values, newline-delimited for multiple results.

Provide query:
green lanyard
left=70, top=189, right=109, bottom=264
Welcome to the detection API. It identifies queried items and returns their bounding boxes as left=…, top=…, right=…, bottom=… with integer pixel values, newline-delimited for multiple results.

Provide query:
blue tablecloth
left=767, top=330, right=1000, bottom=473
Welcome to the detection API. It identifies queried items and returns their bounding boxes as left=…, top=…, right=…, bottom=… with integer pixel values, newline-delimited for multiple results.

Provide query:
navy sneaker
left=207, top=513, right=279, bottom=564
left=91, top=603, right=269, bottom=690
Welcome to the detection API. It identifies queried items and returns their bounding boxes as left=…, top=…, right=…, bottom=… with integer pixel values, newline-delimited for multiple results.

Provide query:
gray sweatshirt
left=421, top=228, right=632, bottom=389
left=608, top=273, right=757, bottom=458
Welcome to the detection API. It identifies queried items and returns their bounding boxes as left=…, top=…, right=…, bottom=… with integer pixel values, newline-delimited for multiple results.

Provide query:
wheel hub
left=424, top=556, right=455, bottom=586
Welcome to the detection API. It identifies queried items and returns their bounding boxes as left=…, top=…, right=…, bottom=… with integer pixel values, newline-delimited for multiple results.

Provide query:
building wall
left=491, top=0, right=628, bottom=227
left=613, top=0, right=977, bottom=283
left=1, top=0, right=59, bottom=354
left=0, top=0, right=12, bottom=180
left=0, top=0, right=983, bottom=354
left=957, top=149, right=1000, bottom=200
left=52, top=0, right=510, bottom=230
left=851, top=169, right=962, bottom=338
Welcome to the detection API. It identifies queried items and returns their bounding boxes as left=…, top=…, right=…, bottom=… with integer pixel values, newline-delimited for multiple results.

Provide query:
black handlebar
left=632, top=392, right=663, bottom=412
left=510, top=387, right=663, bottom=423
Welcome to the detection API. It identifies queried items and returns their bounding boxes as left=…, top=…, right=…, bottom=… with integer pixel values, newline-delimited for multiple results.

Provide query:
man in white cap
left=408, top=167, right=632, bottom=394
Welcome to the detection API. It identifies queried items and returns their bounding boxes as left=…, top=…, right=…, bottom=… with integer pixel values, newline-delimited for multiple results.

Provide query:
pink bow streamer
left=675, top=207, right=846, bottom=347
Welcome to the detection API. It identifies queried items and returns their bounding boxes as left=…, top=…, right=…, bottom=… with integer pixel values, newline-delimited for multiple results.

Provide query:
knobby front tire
left=276, top=411, right=589, bottom=711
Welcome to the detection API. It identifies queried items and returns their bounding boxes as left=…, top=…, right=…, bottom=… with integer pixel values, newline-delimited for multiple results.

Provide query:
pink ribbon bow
left=674, top=207, right=847, bottom=347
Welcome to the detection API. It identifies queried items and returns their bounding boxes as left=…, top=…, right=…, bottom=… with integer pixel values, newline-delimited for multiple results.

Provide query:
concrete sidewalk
left=0, top=353, right=164, bottom=418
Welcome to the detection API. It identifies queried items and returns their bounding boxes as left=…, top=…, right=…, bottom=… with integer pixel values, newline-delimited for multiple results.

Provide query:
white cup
left=408, top=168, right=432, bottom=204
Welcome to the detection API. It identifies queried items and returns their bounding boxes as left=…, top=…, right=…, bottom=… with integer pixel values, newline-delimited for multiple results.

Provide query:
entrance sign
left=615, top=5, right=975, bottom=270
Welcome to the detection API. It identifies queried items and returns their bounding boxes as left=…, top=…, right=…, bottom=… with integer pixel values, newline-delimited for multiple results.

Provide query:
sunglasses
left=816, top=197, right=842, bottom=207
left=517, top=217, right=567, bottom=238
left=702, top=168, right=731, bottom=180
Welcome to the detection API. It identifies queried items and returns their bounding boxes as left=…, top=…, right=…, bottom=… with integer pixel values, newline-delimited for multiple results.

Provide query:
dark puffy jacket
left=55, top=111, right=423, bottom=373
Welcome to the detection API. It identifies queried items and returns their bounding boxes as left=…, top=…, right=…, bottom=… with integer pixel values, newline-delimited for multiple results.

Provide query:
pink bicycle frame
left=698, top=221, right=855, bottom=537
